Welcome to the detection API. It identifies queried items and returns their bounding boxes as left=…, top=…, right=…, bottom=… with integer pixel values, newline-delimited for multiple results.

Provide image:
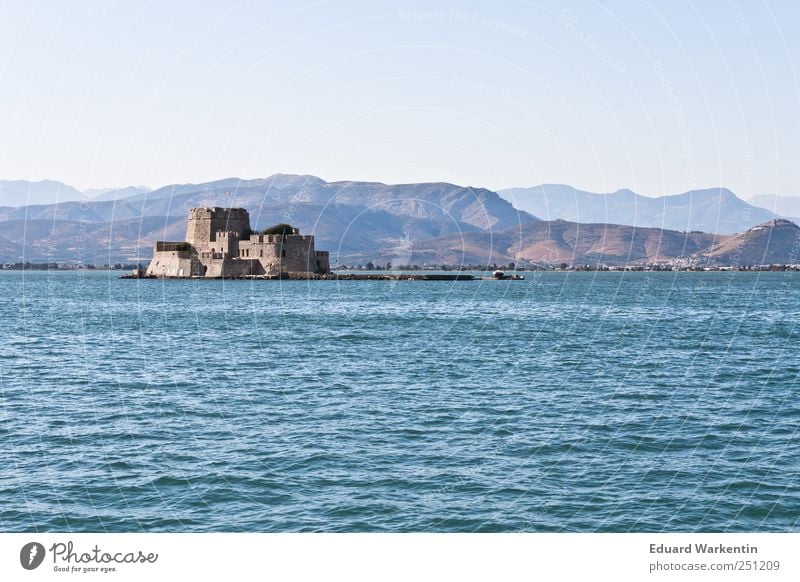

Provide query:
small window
left=281, top=249, right=286, bottom=258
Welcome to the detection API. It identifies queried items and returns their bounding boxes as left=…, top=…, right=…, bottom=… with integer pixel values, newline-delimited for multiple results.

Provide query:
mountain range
left=0, top=175, right=799, bottom=266
left=498, top=184, right=779, bottom=234
left=0, top=180, right=86, bottom=206
left=0, top=175, right=535, bottom=262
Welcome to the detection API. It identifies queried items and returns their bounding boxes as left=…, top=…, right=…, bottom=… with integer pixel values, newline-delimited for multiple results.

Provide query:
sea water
left=0, top=270, right=798, bottom=532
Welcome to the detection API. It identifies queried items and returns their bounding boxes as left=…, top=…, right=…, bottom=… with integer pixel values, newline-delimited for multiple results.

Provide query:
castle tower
left=186, top=207, right=251, bottom=244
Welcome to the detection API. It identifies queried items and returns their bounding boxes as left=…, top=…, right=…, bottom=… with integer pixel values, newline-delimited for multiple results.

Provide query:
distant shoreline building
left=146, top=207, right=330, bottom=278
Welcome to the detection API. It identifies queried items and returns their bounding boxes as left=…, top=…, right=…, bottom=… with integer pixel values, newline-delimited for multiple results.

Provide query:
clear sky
left=0, top=0, right=798, bottom=196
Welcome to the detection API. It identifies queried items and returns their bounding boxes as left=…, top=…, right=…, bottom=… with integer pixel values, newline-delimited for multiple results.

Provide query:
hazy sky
left=1, top=0, right=798, bottom=196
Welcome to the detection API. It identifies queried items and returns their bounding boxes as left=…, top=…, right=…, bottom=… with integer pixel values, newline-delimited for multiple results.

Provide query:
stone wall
left=200, top=256, right=262, bottom=278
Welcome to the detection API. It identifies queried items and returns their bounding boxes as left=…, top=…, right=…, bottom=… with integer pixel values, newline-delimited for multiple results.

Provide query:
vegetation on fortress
left=260, top=223, right=296, bottom=236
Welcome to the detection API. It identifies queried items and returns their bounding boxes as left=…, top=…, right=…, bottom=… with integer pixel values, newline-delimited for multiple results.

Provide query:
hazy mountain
left=83, top=187, right=114, bottom=198
left=362, top=219, right=799, bottom=267
left=748, top=194, right=800, bottom=221
left=499, top=184, right=777, bottom=234
left=0, top=198, right=149, bottom=223
left=0, top=174, right=536, bottom=262
left=88, top=185, right=152, bottom=201
left=0, top=180, right=85, bottom=206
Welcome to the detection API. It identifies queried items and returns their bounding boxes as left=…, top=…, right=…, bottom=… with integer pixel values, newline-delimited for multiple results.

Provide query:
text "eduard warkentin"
left=650, top=543, right=758, bottom=554
left=50, top=541, right=158, bottom=565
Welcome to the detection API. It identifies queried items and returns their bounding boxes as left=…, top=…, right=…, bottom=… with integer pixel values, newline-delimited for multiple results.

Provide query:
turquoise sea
left=1, top=270, right=798, bottom=532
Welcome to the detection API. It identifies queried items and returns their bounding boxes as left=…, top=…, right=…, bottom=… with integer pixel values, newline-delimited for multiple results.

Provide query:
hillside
left=361, top=220, right=720, bottom=266
left=360, top=218, right=800, bottom=267
left=699, top=219, right=800, bottom=266
left=0, top=216, right=184, bottom=263
left=499, top=184, right=777, bottom=234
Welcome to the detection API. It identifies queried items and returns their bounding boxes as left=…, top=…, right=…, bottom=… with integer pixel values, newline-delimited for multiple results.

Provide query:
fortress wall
left=315, top=251, right=330, bottom=274
left=283, top=235, right=315, bottom=272
left=239, top=234, right=325, bottom=273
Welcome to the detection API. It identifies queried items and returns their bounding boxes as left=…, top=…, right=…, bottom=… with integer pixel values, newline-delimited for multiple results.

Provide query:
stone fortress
left=146, top=207, right=330, bottom=278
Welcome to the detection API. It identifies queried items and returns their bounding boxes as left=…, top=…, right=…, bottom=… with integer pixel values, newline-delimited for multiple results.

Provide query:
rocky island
left=146, top=207, right=330, bottom=278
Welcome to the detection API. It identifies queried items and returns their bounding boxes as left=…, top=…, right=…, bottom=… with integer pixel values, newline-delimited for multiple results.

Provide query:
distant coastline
left=2, top=262, right=141, bottom=271
left=7, top=261, right=800, bottom=274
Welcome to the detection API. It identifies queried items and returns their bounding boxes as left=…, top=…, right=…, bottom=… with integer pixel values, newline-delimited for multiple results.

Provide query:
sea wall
left=145, top=251, right=200, bottom=277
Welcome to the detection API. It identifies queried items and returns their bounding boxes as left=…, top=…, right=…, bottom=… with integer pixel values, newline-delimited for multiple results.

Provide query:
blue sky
left=0, top=0, right=798, bottom=197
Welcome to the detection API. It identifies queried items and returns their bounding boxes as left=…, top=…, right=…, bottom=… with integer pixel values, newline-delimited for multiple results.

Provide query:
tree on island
left=261, top=223, right=296, bottom=236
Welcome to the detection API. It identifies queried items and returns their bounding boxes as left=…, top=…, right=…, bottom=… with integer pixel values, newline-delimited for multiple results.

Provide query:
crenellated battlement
left=188, top=207, right=250, bottom=220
